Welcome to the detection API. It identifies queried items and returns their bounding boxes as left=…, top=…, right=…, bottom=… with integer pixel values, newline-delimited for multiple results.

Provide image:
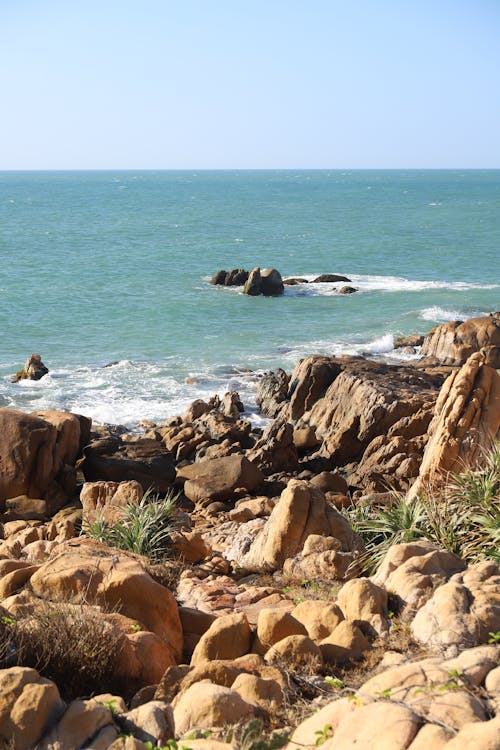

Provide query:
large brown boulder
left=80, top=480, right=143, bottom=525
left=247, top=418, right=299, bottom=475
left=260, top=268, right=284, bottom=296
left=178, top=454, right=263, bottom=504
left=28, top=540, right=183, bottom=662
left=409, top=352, right=500, bottom=498
left=0, top=408, right=88, bottom=507
left=80, top=436, right=176, bottom=493
left=420, top=314, right=500, bottom=367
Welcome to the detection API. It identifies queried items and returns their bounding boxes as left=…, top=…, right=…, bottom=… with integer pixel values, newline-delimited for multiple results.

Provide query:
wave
left=418, top=306, right=486, bottom=322
left=287, top=274, right=499, bottom=296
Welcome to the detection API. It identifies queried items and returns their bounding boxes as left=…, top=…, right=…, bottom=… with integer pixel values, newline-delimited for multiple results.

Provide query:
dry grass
left=0, top=601, right=125, bottom=701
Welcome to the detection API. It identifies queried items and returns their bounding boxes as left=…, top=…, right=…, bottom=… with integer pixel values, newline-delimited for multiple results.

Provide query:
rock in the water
left=283, top=277, right=309, bottom=285
left=338, top=285, right=358, bottom=294
left=420, top=314, right=500, bottom=366
left=13, top=354, right=49, bottom=382
left=210, top=269, right=228, bottom=285
left=394, top=334, right=425, bottom=349
left=260, top=268, right=284, bottom=295
left=313, top=274, right=351, bottom=283
left=243, top=267, right=262, bottom=295
left=210, top=268, right=249, bottom=286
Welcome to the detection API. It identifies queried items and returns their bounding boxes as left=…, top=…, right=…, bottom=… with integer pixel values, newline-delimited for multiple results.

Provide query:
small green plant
left=315, top=724, right=334, bottom=745
left=237, top=719, right=289, bottom=750
left=324, top=676, right=344, bottom=689
left=83, top=489, right=180, bottom=562
left=130, top=623, right=142, bottom=632
left=488, top=631, right=500, bottom=643
left=97, top=698, right=119, bottom=714
left=145, top=741, right=193, bottom=750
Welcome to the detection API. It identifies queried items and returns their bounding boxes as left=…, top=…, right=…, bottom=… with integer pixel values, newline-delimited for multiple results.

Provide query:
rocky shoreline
left=0, top=313, right=498, bottom=749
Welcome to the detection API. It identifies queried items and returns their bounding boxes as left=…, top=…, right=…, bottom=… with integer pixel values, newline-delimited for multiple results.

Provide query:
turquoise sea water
left=1, top=170, right=499, bottom=427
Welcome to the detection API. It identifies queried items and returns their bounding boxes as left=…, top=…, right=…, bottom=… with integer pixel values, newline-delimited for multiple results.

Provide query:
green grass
left=83, top=489, right=180, bottom=562
left=345, top=442, right=500, bottom=574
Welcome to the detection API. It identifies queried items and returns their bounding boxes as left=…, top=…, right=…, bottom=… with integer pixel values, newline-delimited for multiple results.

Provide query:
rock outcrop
left=177, top=454, right=263, bottom=505
left=420, top=313, right=500, bottom=367
left=409, top=352, right=500, bottom=498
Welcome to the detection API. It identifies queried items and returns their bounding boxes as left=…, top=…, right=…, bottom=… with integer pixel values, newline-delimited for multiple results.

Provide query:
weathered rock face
left=0, top=409, right=87, bottom=507
left=80, top=480, right=143, bottom=525
left=12, top=354, right=49, bottom=382
left=80, top=436, right=176, bottom=493
left=294, top=358, right=442, bottom=483
left=239, top=479, right=363, bottom=572
left=409, top=353, right=500, bottom=498
left=243, top=267, right=262, bottom=296
left=420, top=314, right=500, bottom=366
left=177, top=454, right=264, bottom=505
left=247, top=418, right=299, bottom=475
left=256, top=368, right=290, bottom=418
left=287, top=356, right=342, bottom=422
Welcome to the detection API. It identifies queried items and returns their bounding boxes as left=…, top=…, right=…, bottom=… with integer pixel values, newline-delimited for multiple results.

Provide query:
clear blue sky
left=1, top=0, right=499, bottom=169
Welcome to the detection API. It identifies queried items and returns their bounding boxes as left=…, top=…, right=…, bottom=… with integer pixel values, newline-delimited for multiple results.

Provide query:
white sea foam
left=286, top=274, right=499, bottom=296
left=418, top=305, right=466, bottom=323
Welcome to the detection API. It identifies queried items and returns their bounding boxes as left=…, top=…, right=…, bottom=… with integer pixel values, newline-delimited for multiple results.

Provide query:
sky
left=1, top=0, right=499, bottom=169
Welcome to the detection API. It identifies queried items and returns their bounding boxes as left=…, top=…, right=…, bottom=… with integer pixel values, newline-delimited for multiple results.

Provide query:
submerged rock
left=313, top=274, right=351, bottom=283
left=338, top=285, right=358, bottom=294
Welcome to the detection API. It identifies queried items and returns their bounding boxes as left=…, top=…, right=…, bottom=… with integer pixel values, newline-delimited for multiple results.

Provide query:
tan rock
left=409, top=353, right=500, bottom=498
left=292, top=599, right=344, bottom=642
left=336, top=578, right=387, bottom=621
left=443, top=644, right=500, bottom=686
left=190, top=612, right=252, bottom=665
left=420, top=315, right=500, bottom=367
left=37, top=698, right=113, bottom=750
left=320, top=701, right=420, bottom=750
left=241, top=480, right=362, bottom=572
left=375, top=544, right=465, bottom=609
left=319, top=621, right=370, bottom=665
left=28, top=540, right=182, bottom=662
left=407, top=723, right=454, bottom=749
left=231, top=673, right=284, bottom=711
left=179, top=454, right=264, bottom=503
left=287, top=698, right=356, bottom=749
left=173, top=682, right=257, bottom=736
left=253, top=608, right=308, bottom=654
left=172, top=530, right=211, bottom=563
left=108, top=737, right=150, bottom=750
left=264, top=634, right=322, bottom=669
left=119, top=701, right=174, bottom=745
left=0, top=674, right=64, bottom=750
left=411, top=561, right=500, bottom=654
left=80, top=480, right=143, bottom=525
left=0, top=564, right=39, bottom=599
left=441, top=716, right=500, bottom=749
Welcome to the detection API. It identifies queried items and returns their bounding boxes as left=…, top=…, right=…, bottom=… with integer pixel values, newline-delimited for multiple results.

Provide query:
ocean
left=1, top=170, right=499, bottom=429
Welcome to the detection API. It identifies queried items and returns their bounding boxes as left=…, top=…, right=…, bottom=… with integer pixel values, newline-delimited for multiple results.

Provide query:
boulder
left=441, top=717, right=500, bottom=750
left=190, top=612, right=252, bottom=665
left=247, top=418, right=299, bottom=475
left=320, top=701, right=420, bottom=750
left=253, top=608, right=308, bottom=654
left=80, top=436, right=176, bottom=493
left=28, top=540, right=183, bottom=662
left=172, top=682, right=257, bottom=736
left=243, top=267, right=262, bottom=296
left=319, top=621, right=370, bottom=665
left=409, top=353, right=500, bottom=498
left=287, top=356, right=341, bottom=422
left=292, top=599, right=344, bottom=642
left=80, top=480, right=143, bottom=525
left=239, top=480, right=363, bottom=572
left=338, top=285, right=357, bottom=294
left=117, top=701, right=174, bottom=745
left=225, top=268, right=249, bottom=286
left=264, top=634, right=322, bottom=668
left=0, top=667, right=65, bottom=750
left=260, top=268, right=284, bottom=296
left=0, top=409, right=83, bottom=507
left=12, top=354, right=49, bottom=382
left=231, top=673, right=283, bottom=711
left=313, top=274, right=351, bottom=283
left=336, top=578, right=388, bottom=623
left=178, top=455, right=263, bottom=504
left=36, top=698, right=114, bottom=750
left=287, top=698, right=356, bottom=749
left=420, top=314, right=500, bottom=367
left=411, top=561, right=500, bottom=655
